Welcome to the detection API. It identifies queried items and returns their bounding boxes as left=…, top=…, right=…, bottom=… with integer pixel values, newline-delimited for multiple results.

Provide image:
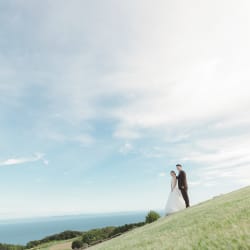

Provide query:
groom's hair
left=176, top=164, right=182, bottom=167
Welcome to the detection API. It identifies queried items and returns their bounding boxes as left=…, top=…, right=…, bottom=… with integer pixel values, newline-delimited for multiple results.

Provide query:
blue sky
left=0, top=0, right=250, bottom=219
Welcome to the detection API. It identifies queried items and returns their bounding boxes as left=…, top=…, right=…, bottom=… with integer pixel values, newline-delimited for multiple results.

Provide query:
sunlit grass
left=35, top=187, right=250, bottom=250
left=32, top=239, right=78, bottom=250
left=89, top=186, right=250, bottom=250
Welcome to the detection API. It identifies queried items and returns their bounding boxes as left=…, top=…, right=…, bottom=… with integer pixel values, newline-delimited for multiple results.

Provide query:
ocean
left=0, top=211, right=148, bottom=245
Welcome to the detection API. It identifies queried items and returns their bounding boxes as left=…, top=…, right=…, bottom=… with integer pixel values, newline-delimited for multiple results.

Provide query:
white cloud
left=34, top=1, right=250, bottom=145
left=159, top=172, right=166, bottom=177
left=182, top=134, right=250, bottom=186
left=0, top=153, right=48, bottom=166
left=1, top=0, right=250, bottom=138
left=1, top=1, right=249, bottom=173
left=1, top=0, right=250, bottom=215
left=113, top=127, right=141, bottom=140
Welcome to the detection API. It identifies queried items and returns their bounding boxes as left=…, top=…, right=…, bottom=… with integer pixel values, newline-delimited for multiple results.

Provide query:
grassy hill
left=35, top=186, right=250, bottom=250
left=89, top=186, right=250, bottom=250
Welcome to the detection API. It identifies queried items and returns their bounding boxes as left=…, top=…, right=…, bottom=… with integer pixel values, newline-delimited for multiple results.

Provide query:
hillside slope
left=89, top=186, right=250, bottom=250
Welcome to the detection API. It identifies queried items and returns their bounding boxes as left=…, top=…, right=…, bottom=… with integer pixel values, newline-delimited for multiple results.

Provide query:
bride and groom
left=165, top=164, right=190, bottom=215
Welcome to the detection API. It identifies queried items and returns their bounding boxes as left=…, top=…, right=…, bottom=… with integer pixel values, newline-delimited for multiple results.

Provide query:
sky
left=0, top=0, right=250, bottom=219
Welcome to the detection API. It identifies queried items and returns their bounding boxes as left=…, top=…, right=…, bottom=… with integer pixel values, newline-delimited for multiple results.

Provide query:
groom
left=176, top=164, right=190, bottom=208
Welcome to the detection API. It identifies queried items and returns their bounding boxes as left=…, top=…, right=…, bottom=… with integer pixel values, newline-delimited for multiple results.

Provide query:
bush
left=82, top=227, right=114, bottom=245
left=0, top=244, right=24, bottom=250
left=145, top=210, right=160, bottom=223
left=71, top=240, right=83, bottom=249
left=108, top=222, right=145, bottom=237
left=26, top=231, right=82, bottom=248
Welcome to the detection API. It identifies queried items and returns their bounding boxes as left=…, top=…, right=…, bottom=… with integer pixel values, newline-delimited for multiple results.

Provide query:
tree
left=145, top=210, right=160, bottom=223
left=71, top=240, right=83, bottom=249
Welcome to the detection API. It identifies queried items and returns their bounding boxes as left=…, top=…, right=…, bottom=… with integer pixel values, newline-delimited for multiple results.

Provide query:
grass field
left=32, top=239, right=78, bottom=250
left=35, top=186, right=250, bottom=250
left=89, top=186, right=250, bottom=250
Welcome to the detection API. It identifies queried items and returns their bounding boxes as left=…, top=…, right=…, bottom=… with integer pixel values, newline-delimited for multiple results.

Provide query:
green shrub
left=108, top=222, right=145, bottom=237
left=0, top=243, right=24, bottom=250
left=71, top=240, right=83, bottom=249
left=26, top=230, right=82, bottom=248
left=145, top=210, right=160, bottom=223
left=82, top=227, right=115, bottom=245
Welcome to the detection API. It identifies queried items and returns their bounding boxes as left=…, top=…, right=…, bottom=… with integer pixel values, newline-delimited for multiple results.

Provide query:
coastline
left=0, top=211, right=156, bottom=245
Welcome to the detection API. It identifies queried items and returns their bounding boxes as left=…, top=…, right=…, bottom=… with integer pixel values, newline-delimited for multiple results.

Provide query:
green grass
left=31, top=238, right=78, bottom=250
left=89, top=186, right=250, bottom=250
left=33, top=186, right=250, bottom=250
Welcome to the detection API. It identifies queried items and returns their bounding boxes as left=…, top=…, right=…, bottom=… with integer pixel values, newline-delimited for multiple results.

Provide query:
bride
left=165, top=170, right=186, bottom=215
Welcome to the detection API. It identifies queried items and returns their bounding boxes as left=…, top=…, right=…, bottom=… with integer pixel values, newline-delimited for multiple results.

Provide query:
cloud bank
left=0, top=153, right=48, bottom=166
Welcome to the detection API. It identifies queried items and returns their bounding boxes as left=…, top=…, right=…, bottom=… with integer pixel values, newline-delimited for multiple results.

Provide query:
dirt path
left=49, top=241, right=72, bottom=250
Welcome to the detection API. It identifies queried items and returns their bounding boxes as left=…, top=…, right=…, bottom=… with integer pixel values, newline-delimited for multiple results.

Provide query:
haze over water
left=0, top=212, right=148, bottom=245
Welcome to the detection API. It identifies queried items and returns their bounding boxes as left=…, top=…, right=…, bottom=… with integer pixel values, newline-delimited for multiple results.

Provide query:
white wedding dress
left=165, top=177, right=186, bottom=215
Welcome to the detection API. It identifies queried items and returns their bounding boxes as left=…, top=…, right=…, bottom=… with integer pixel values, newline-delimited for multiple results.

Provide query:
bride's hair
left=170, top=170, right=176, bottom=175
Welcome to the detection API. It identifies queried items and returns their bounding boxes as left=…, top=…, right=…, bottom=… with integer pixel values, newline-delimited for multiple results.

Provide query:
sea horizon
left=0, top=210, right=163, bottom=245
left=0, top=209, right=154, bottom=223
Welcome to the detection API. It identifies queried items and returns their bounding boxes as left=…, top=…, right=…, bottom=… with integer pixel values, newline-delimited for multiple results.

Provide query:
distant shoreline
left=0, top=211, right=162, bottom=245
left=0, top=210, right=155, bottom=223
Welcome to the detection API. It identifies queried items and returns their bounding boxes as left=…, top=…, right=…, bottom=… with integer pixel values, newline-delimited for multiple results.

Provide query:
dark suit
left=177, top=170, right=190, bottom=207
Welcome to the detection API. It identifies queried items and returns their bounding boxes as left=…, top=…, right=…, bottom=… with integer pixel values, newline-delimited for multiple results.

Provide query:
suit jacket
left=177, top=170, right=188, bottom=190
